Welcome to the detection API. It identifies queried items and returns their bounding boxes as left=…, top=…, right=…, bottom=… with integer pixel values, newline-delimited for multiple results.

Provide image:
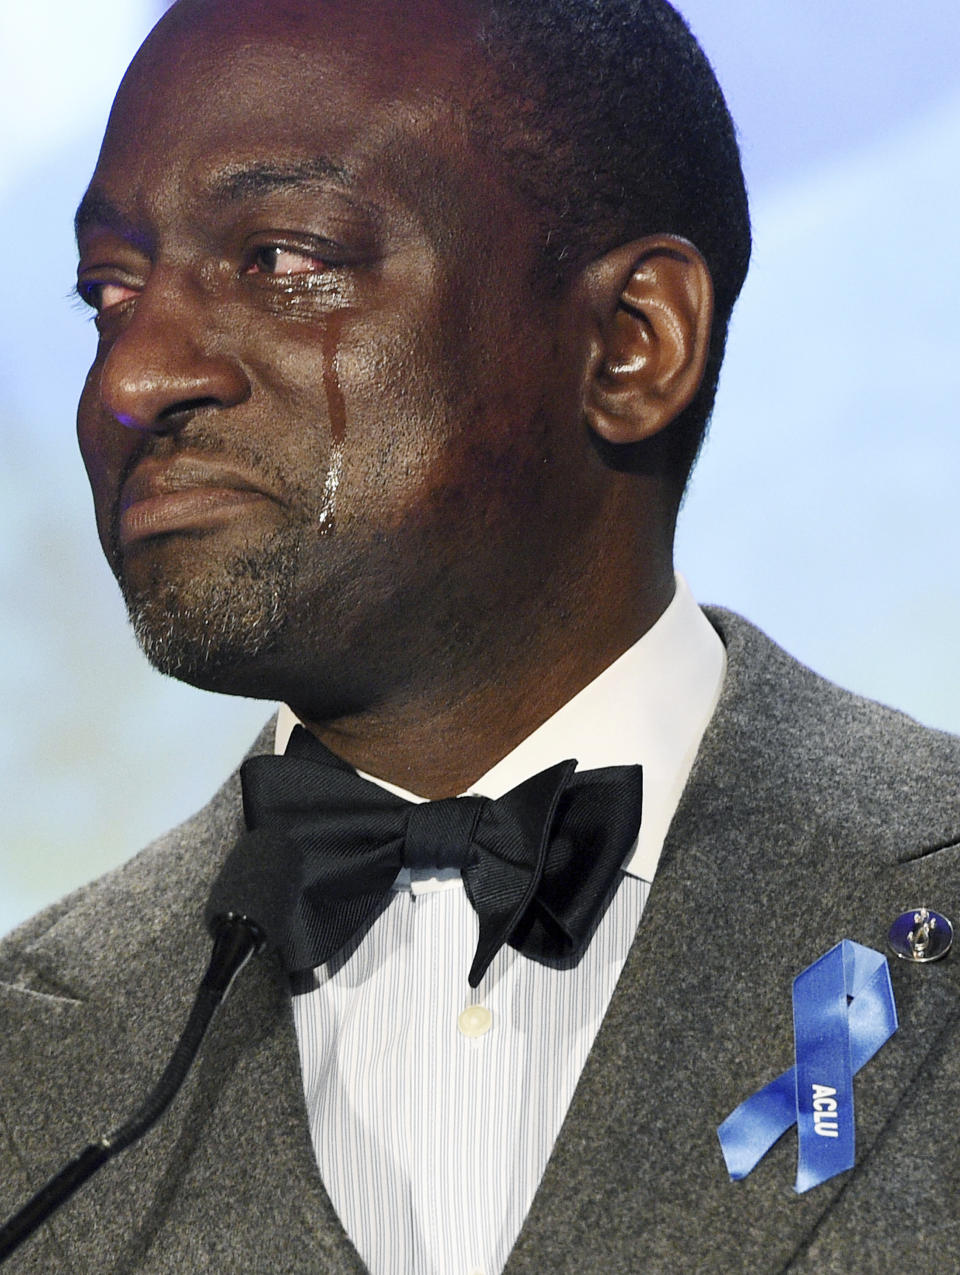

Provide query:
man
left=1, top=0, right=958, bottom=1271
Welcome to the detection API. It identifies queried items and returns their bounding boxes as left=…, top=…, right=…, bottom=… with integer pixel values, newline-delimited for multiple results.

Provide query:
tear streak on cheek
left=322, top=313, right=348, bottom=446
left=317, top=313, right=348, bottom=534
left=317, top=443, right=343, bottom=535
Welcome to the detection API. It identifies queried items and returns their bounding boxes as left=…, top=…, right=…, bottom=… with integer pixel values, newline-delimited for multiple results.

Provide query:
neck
left=294, top=566, right=675, bottom=798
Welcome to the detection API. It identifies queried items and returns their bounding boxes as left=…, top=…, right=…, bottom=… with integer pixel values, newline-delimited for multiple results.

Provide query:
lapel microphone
left=0, top=834, right=290, bottom=1265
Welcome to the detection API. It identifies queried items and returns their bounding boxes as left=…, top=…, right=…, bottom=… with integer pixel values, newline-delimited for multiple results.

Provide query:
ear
left=581, top=235, right=714, bottom=446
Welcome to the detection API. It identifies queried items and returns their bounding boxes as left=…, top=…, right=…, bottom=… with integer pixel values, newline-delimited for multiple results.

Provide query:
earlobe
left=582, top=235, right=714, bottom=446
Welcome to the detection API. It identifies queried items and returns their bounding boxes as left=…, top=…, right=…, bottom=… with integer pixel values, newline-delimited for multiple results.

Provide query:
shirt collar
left=274, top=574, right=725, bottom=884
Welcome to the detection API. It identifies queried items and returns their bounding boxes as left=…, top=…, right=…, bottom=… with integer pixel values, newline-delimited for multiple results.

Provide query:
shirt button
left=457, top=1005, right=493, bottom=1038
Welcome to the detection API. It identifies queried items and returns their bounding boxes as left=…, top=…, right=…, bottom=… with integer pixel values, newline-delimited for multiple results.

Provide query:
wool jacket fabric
left=2, top=609, right=959, bottom=1274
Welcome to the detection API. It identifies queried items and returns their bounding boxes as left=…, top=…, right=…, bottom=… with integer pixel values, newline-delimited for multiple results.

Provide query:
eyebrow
left=75, top=157, right=363, bottom=248
left=207, top=157, right=356, bottom=203
left=74, top=191, right=146, bottom=248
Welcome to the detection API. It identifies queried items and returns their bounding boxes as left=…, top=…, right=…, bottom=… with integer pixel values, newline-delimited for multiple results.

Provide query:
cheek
left=293, top=310, right=458, bottom=520
left=339, top=331, right=559, bottom=551
left=76, top=365, right=135, bottom=543
left=76, top=368, right=107, bottom=490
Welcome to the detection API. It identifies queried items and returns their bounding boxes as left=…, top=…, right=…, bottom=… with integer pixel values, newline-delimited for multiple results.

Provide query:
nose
left=98, top=276, right=250, bottom=433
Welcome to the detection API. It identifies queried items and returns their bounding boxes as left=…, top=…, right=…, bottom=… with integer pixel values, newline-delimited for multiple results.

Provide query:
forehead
left=90, top=0, right=497, bottom=231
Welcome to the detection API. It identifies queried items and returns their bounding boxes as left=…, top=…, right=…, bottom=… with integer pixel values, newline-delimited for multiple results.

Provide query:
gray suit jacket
left=2, top=610, right=960, bottom=1273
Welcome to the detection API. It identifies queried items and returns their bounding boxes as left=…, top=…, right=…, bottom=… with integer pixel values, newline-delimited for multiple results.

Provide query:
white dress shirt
left=280, top=576, right=725, bottom=1275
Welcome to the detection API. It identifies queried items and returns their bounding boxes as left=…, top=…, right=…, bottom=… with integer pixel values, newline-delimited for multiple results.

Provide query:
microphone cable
left=0, top=911, right=264, bottom=1265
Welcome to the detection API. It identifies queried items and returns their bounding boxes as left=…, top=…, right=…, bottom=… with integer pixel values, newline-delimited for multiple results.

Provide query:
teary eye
left=76, top=280, right=140, bottom=314
left=245, top=246, right=328, bottom=275
left=98, top=283, right=140, bottom=309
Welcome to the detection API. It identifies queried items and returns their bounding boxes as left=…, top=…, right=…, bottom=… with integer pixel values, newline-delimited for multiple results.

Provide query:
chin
left=126, top=597, right=284, bottom=694
left=119, top=534, right=301, bottom=695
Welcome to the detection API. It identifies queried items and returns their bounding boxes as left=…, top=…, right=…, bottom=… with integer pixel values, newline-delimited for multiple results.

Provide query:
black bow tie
left=207, top=726, right=643, bottom=987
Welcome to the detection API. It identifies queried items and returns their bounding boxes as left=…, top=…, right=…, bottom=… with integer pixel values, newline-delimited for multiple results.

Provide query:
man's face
left=76, top=0, right=601, bottom=716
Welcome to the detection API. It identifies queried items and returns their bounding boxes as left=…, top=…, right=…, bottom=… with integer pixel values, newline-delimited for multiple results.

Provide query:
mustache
left=107, top=427, right=302, bottom=562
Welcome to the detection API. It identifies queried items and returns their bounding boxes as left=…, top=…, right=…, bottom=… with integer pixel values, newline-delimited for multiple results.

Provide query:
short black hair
left=474, top=0, right=751, bottom=497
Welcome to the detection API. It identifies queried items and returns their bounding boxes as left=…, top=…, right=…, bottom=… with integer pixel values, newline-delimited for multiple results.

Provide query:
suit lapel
left=0, top=725, right=366, bottom=1274
left=0, top=981, right=128, bottom=1271
left=506, top=610, right=960, bottom=1272
left=85, top=949, right=367, bottom=1275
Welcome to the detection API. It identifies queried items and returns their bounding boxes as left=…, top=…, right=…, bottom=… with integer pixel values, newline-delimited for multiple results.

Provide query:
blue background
left=2, top=1, right=959, bottom=935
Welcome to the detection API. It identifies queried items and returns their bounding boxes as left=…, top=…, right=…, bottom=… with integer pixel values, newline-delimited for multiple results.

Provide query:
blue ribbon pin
left=717, top=940, right=898, bottom=1193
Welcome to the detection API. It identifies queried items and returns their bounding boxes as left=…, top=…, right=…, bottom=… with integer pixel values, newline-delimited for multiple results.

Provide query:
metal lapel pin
left=888, top=907, right=953, bottom=963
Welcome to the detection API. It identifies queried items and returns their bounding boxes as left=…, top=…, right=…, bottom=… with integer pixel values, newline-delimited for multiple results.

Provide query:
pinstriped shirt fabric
left=292, top=874, right=649, bottom=1275
left=283, top=577, right=725, bottom=1275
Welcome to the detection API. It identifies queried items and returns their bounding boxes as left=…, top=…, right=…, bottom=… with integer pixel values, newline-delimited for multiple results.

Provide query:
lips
left=117, top=456, right=276, bottom=548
